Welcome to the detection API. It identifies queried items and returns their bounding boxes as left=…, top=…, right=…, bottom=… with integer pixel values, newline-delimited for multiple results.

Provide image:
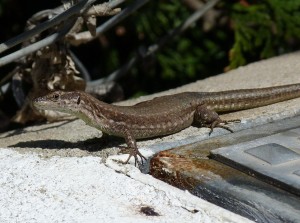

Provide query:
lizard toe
left=122, top=148, right=147, bottom=168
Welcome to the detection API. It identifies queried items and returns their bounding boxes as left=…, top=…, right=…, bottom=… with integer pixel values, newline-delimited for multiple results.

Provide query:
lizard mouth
left=32, top=96, right=57, bottom=110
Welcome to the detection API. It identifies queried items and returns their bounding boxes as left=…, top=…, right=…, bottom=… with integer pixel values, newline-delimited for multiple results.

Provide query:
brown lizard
left=32, top=83, right=300, bottom=166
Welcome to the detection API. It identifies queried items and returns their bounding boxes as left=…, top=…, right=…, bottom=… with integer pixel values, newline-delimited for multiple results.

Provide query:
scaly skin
left=33, top=83, right=300, bottom=166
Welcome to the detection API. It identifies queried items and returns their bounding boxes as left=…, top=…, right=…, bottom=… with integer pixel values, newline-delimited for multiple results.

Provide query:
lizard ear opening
left=53, top=93, right=59, bottom=101
left=76, top=96, right=81, bottom=105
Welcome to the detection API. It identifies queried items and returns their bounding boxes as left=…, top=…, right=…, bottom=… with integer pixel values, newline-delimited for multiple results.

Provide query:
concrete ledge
left=2, top=51, right=300, bottom=222
left=0, top=148, right=250, bottom=222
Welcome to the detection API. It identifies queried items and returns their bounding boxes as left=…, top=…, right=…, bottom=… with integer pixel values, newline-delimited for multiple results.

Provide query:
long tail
left=201, top=84, right=300, bottom=112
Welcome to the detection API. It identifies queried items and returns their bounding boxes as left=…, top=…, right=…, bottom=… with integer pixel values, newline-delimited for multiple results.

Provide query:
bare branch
left=0, top=0, right=125, bottom=67
left=85, top=3, right=121, bottom=16
left=68, top=0, right=149, bottom=45
left=0, top=20, right=75, bottom=67
left=83, top=2, right=122, bottom=37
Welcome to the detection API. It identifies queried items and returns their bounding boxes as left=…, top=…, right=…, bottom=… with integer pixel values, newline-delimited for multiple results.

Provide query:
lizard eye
left=52, top=93, right=59, bottom=101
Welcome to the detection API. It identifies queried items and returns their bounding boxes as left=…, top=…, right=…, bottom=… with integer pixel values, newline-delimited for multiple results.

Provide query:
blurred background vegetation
left=1, top=0, right=300, bottom=98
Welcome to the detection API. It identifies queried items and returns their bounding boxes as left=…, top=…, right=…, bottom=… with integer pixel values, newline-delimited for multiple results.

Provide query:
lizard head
left=33, top=91, right=83, bottom=114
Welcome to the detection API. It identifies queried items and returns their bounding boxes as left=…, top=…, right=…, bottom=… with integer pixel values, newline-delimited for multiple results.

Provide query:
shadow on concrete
left=8, top=136, right=124, bottom=152
left=0, top=120, right=74, bottom=139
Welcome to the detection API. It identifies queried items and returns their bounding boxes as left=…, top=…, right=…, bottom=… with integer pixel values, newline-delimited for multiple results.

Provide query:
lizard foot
left=208, top=118, right=241, bottom=135
left=120, top=147, right=147, bottom=167
left=194, top=104, right=240, bottom=135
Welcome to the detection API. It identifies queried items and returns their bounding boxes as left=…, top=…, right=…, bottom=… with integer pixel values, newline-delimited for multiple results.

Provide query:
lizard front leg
left=122, top=128, right=147, bottom=167
left=194, top=104, right=240, bottom=135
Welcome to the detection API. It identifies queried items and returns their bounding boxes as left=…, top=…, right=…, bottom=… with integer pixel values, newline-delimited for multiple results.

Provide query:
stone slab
left=211, top=127, right=300, bottom=196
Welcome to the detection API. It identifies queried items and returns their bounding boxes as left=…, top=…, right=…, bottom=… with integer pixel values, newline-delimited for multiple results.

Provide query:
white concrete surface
left=0, top=148, right=250, bottom=223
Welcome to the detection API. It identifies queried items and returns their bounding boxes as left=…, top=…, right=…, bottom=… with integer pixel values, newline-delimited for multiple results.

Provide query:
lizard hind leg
left=194, top=104, right=240, bottom=135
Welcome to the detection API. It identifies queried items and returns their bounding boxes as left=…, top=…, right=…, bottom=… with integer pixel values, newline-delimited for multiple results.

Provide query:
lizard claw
left=122, top=147, right=147, bottom=167
left=195, top=104, right=241, bottom=135
left=208, top=118, right=241, bottom=135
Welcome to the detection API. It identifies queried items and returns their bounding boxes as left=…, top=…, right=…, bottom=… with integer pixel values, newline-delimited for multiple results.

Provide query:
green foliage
left=229, top=0, right=300, bottom=69
left=136, top=1, right=200, bottom=81
left=127, top=0, right=230, bottom=94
